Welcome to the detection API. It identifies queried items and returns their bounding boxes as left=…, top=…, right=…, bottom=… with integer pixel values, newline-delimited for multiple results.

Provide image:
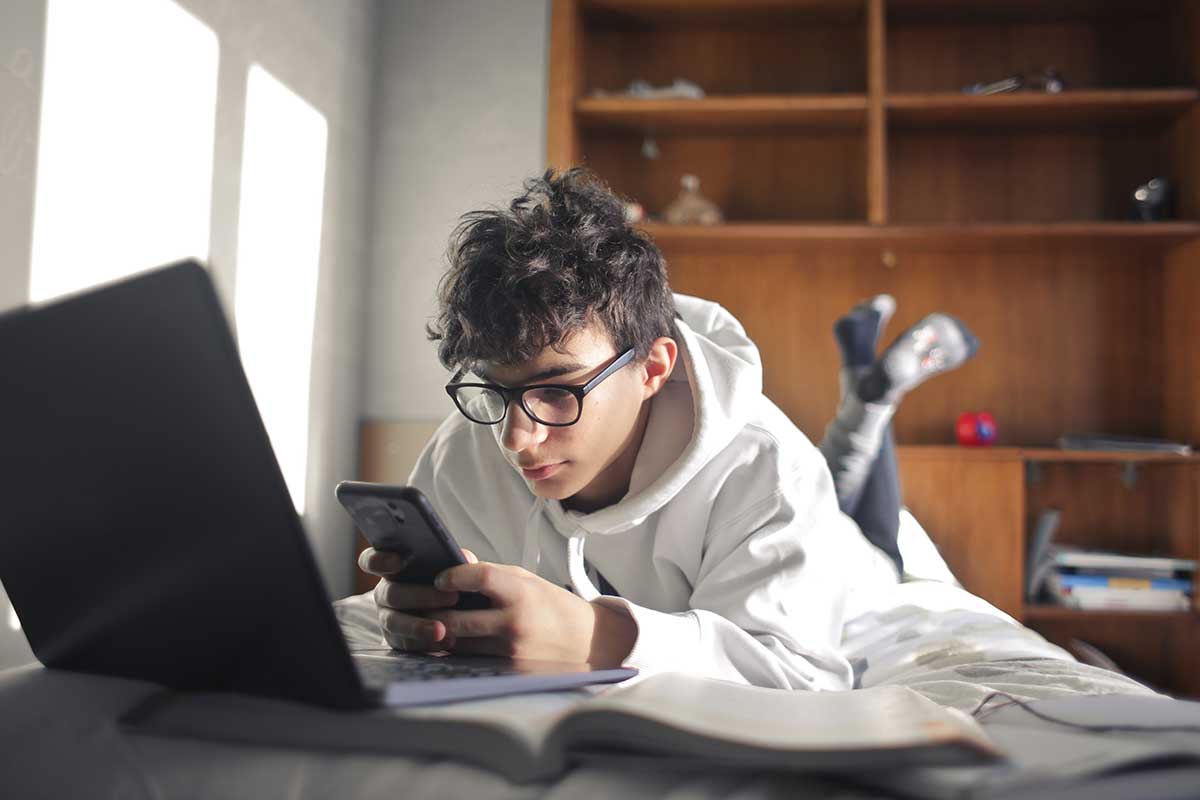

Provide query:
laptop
left=0, top=261, right=635, bottom=709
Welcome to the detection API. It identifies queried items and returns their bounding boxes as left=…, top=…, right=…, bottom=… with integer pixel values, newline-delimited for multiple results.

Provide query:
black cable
left=970, top=691, right=1200, bottom=735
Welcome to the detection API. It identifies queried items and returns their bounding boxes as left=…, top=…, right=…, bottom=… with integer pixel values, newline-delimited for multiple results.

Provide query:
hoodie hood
left=529, top=294, right=764, bottom=598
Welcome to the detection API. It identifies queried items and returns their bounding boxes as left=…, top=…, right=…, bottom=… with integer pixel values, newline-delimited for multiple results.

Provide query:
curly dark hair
left=427, top=168, right=677, bottom=370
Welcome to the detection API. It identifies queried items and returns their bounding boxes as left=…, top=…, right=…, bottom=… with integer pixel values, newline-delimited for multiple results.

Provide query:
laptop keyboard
left=353, top=652, right=521, bottom=686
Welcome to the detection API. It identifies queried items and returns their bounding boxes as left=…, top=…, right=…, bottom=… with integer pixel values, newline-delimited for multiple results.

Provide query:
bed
left=4, top=582, right=1182, bottom=798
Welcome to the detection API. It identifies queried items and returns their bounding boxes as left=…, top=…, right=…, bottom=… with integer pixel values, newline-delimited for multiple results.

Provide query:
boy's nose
left=500, top=401, right=545, bottom=452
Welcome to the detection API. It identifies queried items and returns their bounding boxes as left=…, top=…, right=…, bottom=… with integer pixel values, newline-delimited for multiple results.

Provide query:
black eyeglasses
left=445, top=347, right=636, bottom=427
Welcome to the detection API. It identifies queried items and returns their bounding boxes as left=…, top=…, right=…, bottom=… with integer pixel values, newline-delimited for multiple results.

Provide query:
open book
left=124, top=672, right=1000, bottom=783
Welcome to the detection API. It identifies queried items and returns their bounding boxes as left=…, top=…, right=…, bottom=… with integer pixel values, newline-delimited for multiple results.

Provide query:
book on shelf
left=1054, top=550, right=1197, bottom=576
left=1046, top=576, right=1192, bottom=612
left=124, top=672, right=1002, bottom=783
left=1025, top=508, right=1196, bottom=608
left=1053, top=573, right=1193, bottom=592
left=1056, top=433, right=1193, bottom=456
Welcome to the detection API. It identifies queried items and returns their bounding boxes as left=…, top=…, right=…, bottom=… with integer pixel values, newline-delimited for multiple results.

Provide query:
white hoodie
left=408, top=294, right=897, bottom=691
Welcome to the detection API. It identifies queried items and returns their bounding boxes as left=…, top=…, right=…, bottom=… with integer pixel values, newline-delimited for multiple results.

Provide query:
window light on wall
left=234, top=65, right=328, bottom=515
left=28, top=0, right=218, bottom=302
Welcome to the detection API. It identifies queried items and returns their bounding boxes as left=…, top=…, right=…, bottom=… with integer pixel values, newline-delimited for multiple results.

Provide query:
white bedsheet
left=841, top=578, right=1156, bottom=712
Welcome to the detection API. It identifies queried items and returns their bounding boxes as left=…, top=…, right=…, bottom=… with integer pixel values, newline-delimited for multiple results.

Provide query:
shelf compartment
left=888, top=125, right=1176, bottom=224
left=887, top=1, right=1189, bottom=93
left=582, top=2, right=866, bottom=96
left=887, top=89, right=1199, bottom=130
left=583, top=130, right=867, bottom=223
left=640, top=221, right=1200, bottom=248
left=1025, top=461, right=1199, bottom=567
left=576, top=95, right=868, bottom=132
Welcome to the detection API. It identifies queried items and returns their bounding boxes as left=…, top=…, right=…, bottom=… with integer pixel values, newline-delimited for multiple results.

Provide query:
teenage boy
left=358, top=168, right=897, bottom=690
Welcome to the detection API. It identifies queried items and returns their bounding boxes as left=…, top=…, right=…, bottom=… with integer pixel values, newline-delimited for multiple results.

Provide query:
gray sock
left=857, top=313, right=980, bottom=404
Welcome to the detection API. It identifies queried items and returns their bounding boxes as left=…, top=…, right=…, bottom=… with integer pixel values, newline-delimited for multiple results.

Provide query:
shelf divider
left=867, top=0, right=888, bottom=223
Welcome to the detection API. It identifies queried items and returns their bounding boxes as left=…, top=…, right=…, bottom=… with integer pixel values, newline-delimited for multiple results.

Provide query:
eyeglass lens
left=452, top=385, right=580, bottom=425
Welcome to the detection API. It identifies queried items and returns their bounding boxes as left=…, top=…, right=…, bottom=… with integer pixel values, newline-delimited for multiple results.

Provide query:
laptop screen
left=0, top=261, right=366, bottom=708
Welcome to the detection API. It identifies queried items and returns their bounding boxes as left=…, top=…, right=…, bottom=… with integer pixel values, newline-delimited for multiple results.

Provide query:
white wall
left=0, top=0, right=377, bottom=670
left=365, top=0, right=549, bottom=422
left=175, top=0, right=378, bottom=603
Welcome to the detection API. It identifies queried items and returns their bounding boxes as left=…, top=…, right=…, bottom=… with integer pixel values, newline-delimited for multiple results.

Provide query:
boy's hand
left=360, top=546, right=477, bottom=652
left=425, top=562, right=637, bottom=668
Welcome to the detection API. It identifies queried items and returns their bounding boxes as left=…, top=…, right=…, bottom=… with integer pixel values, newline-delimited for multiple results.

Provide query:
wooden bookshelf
left=549, top=0, right=1200, bottom=697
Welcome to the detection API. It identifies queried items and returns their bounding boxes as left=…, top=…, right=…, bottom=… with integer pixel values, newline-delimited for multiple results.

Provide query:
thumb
left=461, top=547, right=479, bottom=564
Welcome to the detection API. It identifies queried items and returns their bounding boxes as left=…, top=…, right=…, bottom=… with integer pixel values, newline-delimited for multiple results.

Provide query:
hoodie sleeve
left=594, top=432, right=875, bottom=691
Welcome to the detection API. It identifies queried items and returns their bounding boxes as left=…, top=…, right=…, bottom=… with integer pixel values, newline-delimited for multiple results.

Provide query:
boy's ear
left=641, top=337, right=678, bottom=398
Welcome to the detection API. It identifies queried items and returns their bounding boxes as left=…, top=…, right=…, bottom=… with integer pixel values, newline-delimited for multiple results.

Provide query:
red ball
left=956, top=411, right=981, bottom=446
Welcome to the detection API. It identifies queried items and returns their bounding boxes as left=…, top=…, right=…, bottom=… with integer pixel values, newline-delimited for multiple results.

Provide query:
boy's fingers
left=374, top=579, right=459, bottom=611
left=380, top=608, right=447, bottom=643
left=434, top=563, right=519, bottom=604
left=359, top=547, right=413, bottom=577
left=424, top=608, right=509, bottom=639
left=461, top=547, right=479, bottom=564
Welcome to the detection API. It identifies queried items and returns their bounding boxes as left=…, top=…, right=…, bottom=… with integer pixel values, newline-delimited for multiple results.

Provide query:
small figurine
left=623, top=201, right=645, bottom=225
left=1132, top=177, right=1172, bottom=221
left=663, top=175, right=723, bottom=226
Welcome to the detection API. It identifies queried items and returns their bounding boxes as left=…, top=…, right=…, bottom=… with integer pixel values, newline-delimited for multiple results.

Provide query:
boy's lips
left=520, top=461, right=566, bottom=481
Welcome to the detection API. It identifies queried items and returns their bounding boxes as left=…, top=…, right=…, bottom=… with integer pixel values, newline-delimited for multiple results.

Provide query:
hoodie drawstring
left=524, top=497, right=601, bottom=600
left=567, top=529, right=600, bottom=601
left=521, top=498, right=546, bottom=573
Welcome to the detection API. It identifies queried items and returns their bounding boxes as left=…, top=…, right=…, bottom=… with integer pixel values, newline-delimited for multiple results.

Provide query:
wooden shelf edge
left=897, top=445, right=1024, bottom=462
left=576, top=95, right=868, bottom=131
left=888, top=88, right=1198, bottom=110
left=888, top=89, right=1199, bottom=129
left=640, top=221, right=1200, bottom=247
left=1023, top=605, right=1198, bottom=622
left=1021, top=448, right=1200, bottom=463
left=897, top=445, right=1200, bottom=463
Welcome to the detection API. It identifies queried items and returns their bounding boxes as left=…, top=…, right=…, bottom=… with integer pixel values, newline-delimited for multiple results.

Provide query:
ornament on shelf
left=961, top=66, right=1065, bottom=95
left=1132, top=177, right=1173, bottom=221
left=623, top=201, right=645, bottom=225
left=663, top=175, right=723, bottom=226
left=956, top=410, right=997, bottom=447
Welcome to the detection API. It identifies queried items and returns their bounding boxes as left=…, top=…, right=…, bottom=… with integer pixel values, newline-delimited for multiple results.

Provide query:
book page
left=390, top=687, right=587, bottom=758
left=563, top=673, right=999, bottom=757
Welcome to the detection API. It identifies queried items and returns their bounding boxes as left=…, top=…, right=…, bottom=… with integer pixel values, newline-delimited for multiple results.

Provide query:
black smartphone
left=335, top=481, right=490, bottom=610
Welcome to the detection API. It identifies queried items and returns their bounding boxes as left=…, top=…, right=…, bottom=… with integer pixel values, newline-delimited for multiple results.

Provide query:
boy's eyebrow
left=478, top=361, right=590, bottom=386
